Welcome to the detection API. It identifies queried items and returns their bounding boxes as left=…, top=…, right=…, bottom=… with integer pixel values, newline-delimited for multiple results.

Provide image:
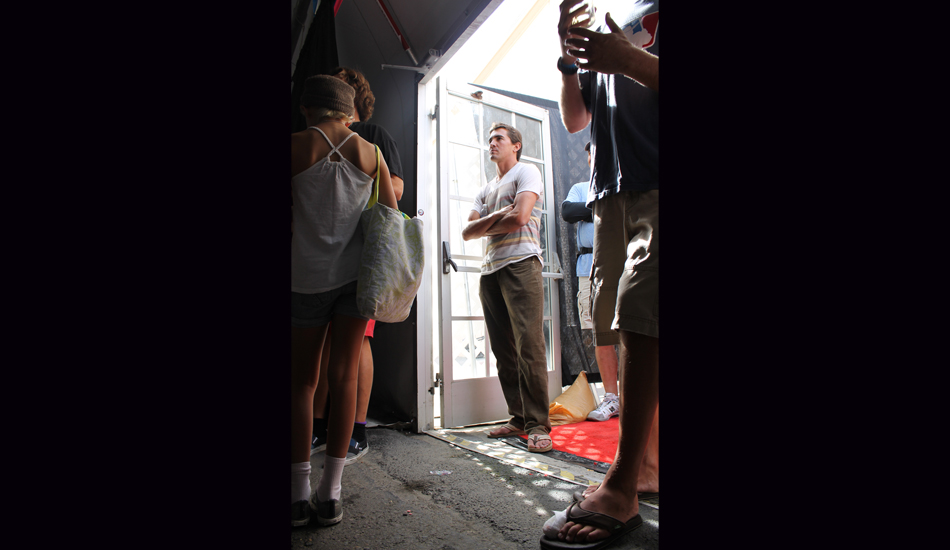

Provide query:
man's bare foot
left=559, top=485, right=638, bottom=543
left=487, top=423, right=524, bottom=438
left=580, top=482, right=658, bottom=500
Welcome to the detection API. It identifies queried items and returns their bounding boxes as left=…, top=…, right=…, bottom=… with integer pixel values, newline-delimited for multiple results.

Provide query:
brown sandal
left=527, top=433, right=553, bottom=453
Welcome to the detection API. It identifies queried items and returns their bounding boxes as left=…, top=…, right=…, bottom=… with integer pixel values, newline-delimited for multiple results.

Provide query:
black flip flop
left=539, top=501, right=643, bottom=550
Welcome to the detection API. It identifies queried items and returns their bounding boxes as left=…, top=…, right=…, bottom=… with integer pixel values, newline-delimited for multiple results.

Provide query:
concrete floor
left=291, top=423, right=659, bottom=550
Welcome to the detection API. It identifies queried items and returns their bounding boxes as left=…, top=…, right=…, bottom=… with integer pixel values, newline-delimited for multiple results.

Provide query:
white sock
left=543, top=508, right=568, bottom=539
left=291, top=461, right=311, bottom=504
left=316, top=455, right=345, bottom=502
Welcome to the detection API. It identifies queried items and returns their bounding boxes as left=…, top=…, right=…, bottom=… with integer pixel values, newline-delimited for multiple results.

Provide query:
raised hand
left=565, top=12, right=636, bottom=74
left=566, top=12, right=658, bottom=90
left=557, top=0, right=591, bottom=63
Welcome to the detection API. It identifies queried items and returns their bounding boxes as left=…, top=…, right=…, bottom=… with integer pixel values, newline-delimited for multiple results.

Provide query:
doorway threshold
left=425, top=424, right=604, bottom=489
left=425, top=425, right=659, bottom=510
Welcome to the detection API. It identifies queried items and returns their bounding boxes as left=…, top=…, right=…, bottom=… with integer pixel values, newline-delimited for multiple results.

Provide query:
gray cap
left=301, top=75, right=355, bottom=117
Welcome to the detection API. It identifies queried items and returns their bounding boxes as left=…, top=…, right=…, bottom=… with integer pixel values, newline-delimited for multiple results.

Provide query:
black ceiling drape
left=291, top=0, right=339, bottom=134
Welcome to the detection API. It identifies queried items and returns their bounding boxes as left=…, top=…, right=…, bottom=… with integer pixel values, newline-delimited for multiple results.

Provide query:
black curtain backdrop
left=291, top=0, right=339, bottom=134
left=290, top=2, right=418, bottom=427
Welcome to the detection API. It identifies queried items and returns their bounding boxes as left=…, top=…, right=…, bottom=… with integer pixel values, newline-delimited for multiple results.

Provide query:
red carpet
left=524, top=418, right=619, bottom=465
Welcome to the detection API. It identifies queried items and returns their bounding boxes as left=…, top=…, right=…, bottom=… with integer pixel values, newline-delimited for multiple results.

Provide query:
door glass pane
left=447, top=94, right=481, bottom=146
left=543, top=277, right=552, bottom=317
left=516, top=114, right=542, bottom=160
left=451, top=273, right=484, bottom=317
left=448, top=198, right=485, bottom=258
left=455, top=258, right=483, bottom=269
left=539, top=213, right=548, bottom=266
left=483, top=105, right=513, bottom=138
left=483, top=150, right=496, bottom=188
left=453, top=321, right=487, bottom=380
left=544, top=320, right=554, bottom=372
left=448, top=143, right=483, bottom=199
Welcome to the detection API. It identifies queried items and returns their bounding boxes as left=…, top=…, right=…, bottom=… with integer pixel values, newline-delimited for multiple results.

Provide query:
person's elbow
left=560, top=203, right=572, bottom=223
left=564, top=113, right=591, bottom=134
left=461, top=214, right=480, bottom=241
left=392, top=176, right=404, bottom=201
left=512, top=208, right=533, bottom=228
left=511, top=193, right=539, bottom=227
left=559, top=103, right=591, bottom=134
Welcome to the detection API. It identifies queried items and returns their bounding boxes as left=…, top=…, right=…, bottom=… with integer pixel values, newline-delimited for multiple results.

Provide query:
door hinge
left=429, top=372, right=443, bottom=394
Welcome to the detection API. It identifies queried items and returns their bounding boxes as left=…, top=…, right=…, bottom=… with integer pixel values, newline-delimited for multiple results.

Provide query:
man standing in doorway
left=561, top=141, right=621, bottom=422
left=462, top=122, right=552, bottom=453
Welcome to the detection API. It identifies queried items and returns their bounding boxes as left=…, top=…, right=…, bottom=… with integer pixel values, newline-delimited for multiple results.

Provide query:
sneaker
left=343, top=437, right=369, bottom=465
left=291, top=500, right=311, bottom=527
left=310, top=433, right=327, bottom=456
left=587, top=394, right=620, bottom=421
left=309, top=493, right=342, bottom=526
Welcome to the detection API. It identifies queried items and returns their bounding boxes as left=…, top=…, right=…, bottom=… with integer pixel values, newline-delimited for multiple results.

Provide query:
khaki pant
left=591, top=189, right=659, bottom=345
left=478, top=257, right=551, bottom=435
left=577, top=275, right=593, bottom=330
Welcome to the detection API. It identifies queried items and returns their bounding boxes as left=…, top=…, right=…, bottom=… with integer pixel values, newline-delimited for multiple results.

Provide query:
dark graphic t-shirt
left=579, top=0, right=659, bottom=205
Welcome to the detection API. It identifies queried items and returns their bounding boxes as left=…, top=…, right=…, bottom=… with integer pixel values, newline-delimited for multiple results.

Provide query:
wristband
left=557, top=56, right=579, bottom=75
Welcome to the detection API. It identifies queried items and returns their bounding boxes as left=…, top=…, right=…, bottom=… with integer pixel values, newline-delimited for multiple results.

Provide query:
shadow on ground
left=292, top=426, right=658, bottom=550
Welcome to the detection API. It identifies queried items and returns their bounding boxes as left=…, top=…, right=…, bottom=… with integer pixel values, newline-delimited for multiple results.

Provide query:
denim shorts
left=291, top=281, right=368, bottom=328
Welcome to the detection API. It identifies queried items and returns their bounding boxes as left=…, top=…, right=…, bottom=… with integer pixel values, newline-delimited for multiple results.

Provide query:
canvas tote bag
left=356, top=146, right=425, bottom=322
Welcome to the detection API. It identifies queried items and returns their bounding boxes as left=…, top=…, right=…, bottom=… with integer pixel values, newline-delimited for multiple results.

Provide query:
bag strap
left=364, top=146, right=410, bottom=220
left=365, top=145, right=381, bottom=210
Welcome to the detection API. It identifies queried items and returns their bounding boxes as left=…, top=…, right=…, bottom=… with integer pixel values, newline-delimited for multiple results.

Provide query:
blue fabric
left=566, top=182, right=594, bottom=277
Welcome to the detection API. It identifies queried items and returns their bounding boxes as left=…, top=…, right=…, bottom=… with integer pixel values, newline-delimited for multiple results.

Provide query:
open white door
left=423, top=77, right=562, bottom=429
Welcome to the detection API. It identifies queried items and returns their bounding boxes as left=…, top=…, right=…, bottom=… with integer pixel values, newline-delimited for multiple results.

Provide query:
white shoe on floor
left=587, top=393, right=620, bottom=421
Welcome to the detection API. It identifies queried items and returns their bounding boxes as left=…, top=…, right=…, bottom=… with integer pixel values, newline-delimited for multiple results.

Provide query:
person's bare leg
left=312, top=339, right=331, bottom=421
left=355, top=336, right=373, bottom=423
left=324, top=315, right=367, bottom=459
left=582, top=402, right=658, bottom=498
left=317, top=335, right=370, bottom=426
left=291, top=325, right=328, bottom=464
left=560, top=330, right=658, bottom=544
left=579, top=344, right=622, bottom=498
left=638, top=405, right=659, bottom=493
left=594, top=345, right=619, bottom=395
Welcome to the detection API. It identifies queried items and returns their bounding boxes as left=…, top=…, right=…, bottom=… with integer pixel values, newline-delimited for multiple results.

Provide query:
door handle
left=442, top=241, right=458, bottom=274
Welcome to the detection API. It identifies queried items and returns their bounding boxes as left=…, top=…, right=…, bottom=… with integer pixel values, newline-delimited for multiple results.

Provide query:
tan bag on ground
left=548, top=371, right=598, bottom=426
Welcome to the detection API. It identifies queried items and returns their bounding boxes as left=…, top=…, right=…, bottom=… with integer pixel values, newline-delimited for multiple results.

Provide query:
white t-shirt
left=471, top=162, right=544, bottom=274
